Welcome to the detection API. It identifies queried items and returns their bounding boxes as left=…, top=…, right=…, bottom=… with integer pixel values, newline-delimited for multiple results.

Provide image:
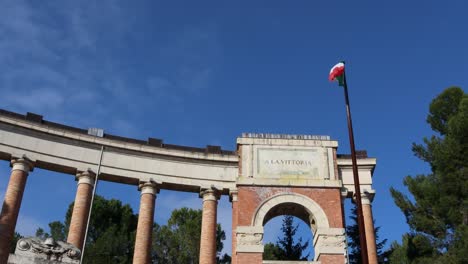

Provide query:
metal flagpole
left=80, top=145, right=105, bottom=264
left=342, top=67, right=369, bottom=264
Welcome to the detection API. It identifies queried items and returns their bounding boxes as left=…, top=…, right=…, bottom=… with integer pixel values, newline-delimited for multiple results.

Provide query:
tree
left=152, top=207, right=228, bottom=264
left=263, top=215, right=310, bottom=260
left=263, top=242, right=283, bottom=260
left=346, top=204, right=388, bottom=263
left=40, top=195, right=138, bottom=264
left=389, top=87, right=468, bottom=263
left=10, top=232, right=23, bottom=253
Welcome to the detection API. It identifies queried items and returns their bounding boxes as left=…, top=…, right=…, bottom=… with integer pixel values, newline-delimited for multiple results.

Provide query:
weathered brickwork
left=237, top=186, right=344, bottom=228
left=363, top=203, right=377, bottom=264
left=317, top=254, right=346, bottom=263
left=133, top=191, right=156, bottom=264
left=0, top=160, right=31, bottom=264
left=199, top=190, right=219, bottom=264
left=67, top=173, right=94, bottom=250
left=231, top=192, right=238, bottom=264
left=233, top=186, right=345, bottom=264
left=237, top=252, right=263, bottom=264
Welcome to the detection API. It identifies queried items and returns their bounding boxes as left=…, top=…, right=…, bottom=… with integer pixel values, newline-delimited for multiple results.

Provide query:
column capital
left=229, top=189, right=238, bottom=202
left=10, top=158, right=34, bottom=173
left=75, top=170, right=96, bottom=186
left=138, top=181, right=159, bottom=196
left=353, top=189, right=376, bottom=205
left=200, top=189, right=220, bottom=202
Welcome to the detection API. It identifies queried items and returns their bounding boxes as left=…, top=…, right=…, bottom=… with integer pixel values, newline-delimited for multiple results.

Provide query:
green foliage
left=263, top=216, right=309, bottom=260
left=39, top=195, right=138, bottom=264
left=77, top=196, right=138, bottom=263
left=10, top=232, right=23, bottom=253
left=389, top=87, right=468, bottom=263
left=263, top=242, right=283, bottom=260
left=152, top=207, right=227, bottom=264
left=48, top=221, right=66, bottom=241
left=40, top=200, right=228, bottom=263
left=35, top=221, right=66, bottom=241
left=218, top=253, right=231, bottom=264
left=346, top=205, right=387, bottom=263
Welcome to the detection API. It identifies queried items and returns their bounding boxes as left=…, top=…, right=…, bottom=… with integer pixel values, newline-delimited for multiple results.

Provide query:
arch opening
left=252, top=193, right=330, bottom=233
left=262, top=202, right=315, bottom=231
left=263, top=215, right=314, bottom=261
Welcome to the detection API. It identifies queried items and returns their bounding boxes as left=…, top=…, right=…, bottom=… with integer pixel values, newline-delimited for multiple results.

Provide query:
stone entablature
left=0, top=111, right=238, bottom=194
left=338, top=158, right=377, bottom=198
left=0, top=110, right=375, bottom=196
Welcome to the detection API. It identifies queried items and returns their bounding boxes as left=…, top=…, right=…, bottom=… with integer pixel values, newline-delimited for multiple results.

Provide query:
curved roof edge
left=0, top=109, right=237, bottom=162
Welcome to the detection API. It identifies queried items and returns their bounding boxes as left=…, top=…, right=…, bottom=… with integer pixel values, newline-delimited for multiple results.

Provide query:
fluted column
left=199, top=189, right=220, bottom=264
left=361, top=192, right=377, bottom=264
left=230, top=190, right=238, bottom=264
left=0, top=158, right=33, bottom=263
left=133, top=182, right=158, bottom=264
left=67, top=171, right=95, bottom=250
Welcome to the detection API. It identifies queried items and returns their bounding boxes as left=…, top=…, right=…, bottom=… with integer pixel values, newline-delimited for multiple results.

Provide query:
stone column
left=199, top=189, right=219, bottom=264
left=361, top=192, right=378, bottom=264
left=230, top=190, right=238, bottom=264
left=67, top=171, right=95, bottom=250
left=0, top=158, right=33, bottom=264
left=133, top=182, right=158, bottom=264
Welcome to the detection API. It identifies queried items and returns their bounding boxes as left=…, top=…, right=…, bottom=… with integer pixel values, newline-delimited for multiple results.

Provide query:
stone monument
left=8, top=237, right=80, bottom=264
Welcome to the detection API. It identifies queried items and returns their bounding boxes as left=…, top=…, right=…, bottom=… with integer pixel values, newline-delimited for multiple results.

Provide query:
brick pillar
left=362, top=193, right=377, bottom=264
left=67, top=171, right=95, bottom=250
left=0, top=158, right=33, bottom=263
left=230, top=190, right=238, bottom=264
left=133, top=182, right=158, bottom=264
left=199, top=189, right=219, bottom=264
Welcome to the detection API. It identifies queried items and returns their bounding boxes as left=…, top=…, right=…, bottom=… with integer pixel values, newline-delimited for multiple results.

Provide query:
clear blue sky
left=1, top=0, right=467, bottom=257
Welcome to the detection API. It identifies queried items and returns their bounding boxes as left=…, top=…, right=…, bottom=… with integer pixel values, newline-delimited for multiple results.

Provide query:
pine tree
left=346, top=205, right=388, bottom=263
left=152, top=207, right=227, bottom=264
left=263, top=215, right=310, bottom=260
left=389, top=87, right=468, bottom=263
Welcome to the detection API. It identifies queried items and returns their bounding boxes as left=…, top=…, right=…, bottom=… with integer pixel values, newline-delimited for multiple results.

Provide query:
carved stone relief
left=10, top=237, right=80, bottom=264
left=236, top=226, right=264, bottom=253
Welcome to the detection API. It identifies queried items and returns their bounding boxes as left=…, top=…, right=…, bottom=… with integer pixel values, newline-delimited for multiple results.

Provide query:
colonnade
left=0, top=158, right=378, bottom=264
left=0, top=159, right=221, bottom=264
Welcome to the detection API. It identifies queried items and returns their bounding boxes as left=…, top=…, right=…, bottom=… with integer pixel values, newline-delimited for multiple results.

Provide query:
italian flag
left=329, top=62, right=345, bottom=86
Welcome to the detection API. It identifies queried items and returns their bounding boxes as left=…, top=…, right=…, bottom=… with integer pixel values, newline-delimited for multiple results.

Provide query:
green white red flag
left=329, top=62, right=345, bottom=86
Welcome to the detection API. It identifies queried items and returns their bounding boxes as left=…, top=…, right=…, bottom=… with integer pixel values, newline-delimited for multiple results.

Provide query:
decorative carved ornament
left=236, top=226, right=264, bottom=253
left=237, top=232, right=263, bottom=246
left=15, top=237, right=81, bottom=263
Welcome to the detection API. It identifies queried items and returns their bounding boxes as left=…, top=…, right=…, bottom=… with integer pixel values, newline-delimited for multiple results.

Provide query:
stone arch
left=252, top=192, right=329, bottom=233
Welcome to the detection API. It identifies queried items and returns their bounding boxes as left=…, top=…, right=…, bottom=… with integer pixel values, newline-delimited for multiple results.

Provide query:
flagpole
left=342, top=68, right=369, bottom=264
left=80, top=145, right=105, bottom=264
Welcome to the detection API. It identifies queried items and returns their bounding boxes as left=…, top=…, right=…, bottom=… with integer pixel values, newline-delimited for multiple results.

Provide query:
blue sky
left=0, top=0, right=467, bottom=258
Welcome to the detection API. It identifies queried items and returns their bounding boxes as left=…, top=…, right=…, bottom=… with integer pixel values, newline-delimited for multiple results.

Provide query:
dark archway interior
left=262, top=202, right=315, bottom=229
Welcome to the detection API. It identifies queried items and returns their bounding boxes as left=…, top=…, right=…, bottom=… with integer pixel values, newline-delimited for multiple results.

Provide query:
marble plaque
left=256, top=148, right=328, bottom=179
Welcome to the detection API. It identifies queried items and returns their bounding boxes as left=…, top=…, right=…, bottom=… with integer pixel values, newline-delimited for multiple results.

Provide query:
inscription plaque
left=256, top=148, right=328, bottom=179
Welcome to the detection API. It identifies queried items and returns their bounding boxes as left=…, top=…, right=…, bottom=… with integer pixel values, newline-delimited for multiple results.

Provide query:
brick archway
left=234, top=188, right=348, bottom=263
left=252, top=192, right=329, bottom=233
